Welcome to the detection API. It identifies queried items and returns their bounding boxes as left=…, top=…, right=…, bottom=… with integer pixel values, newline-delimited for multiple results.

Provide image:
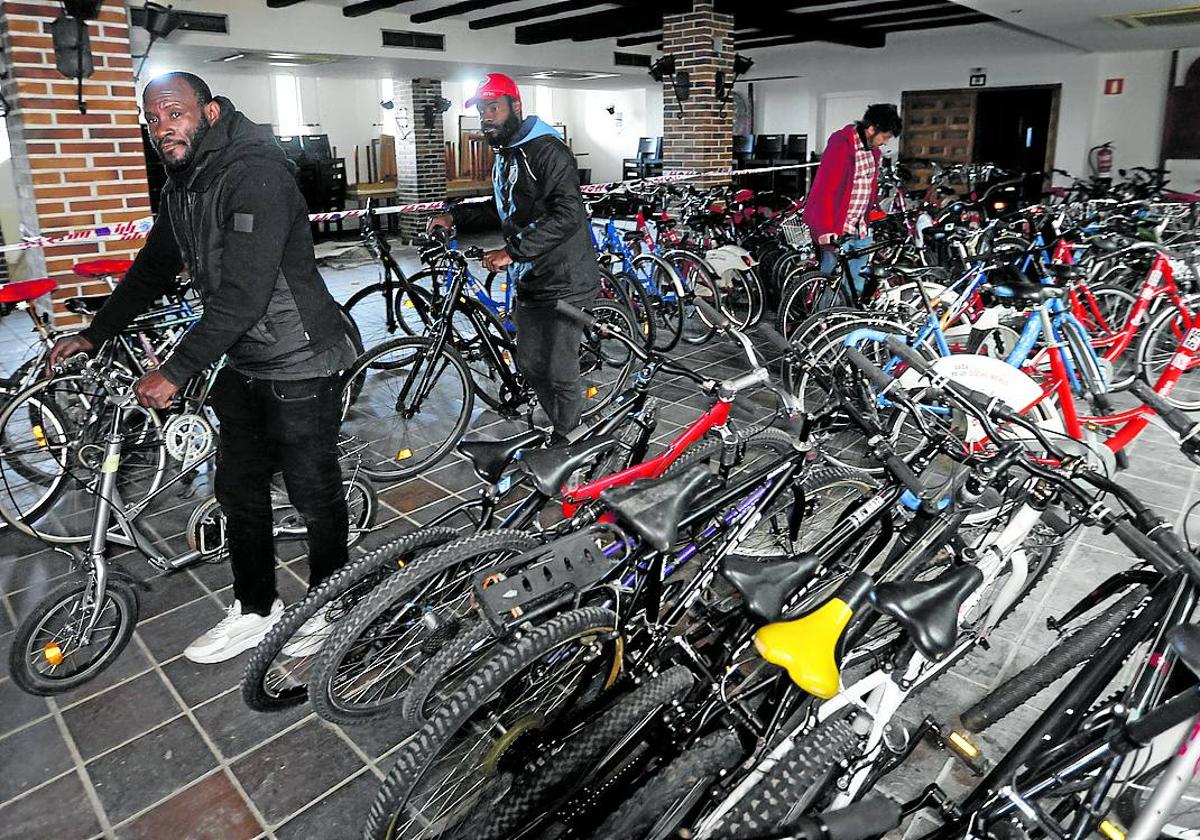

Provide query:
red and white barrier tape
left=1, top=161, right=818, bottom=255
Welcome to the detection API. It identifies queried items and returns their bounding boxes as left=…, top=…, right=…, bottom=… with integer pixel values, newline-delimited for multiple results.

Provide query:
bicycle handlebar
left=1129, top=380, right=1200, bottom=442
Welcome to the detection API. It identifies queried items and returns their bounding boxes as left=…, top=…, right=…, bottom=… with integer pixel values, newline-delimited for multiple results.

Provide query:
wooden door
left=900, top=89, right=977, bottom=187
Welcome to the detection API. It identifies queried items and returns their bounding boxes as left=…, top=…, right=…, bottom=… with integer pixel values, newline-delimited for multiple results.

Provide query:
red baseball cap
left=465, top=73, right=521, bottom=108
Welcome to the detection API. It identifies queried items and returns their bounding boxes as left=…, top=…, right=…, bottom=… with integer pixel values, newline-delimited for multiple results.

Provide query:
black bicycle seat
left=64, top=294, right=110, bottom=315
left=600, top=462, right=718, bottom=552
left=870, top=564, right=983, bottom=661
left=722, top=553, right=822, bottom=622
left=520, top=434, right=619, bottom=496
left=1042, top=263, right=1082, bottom=282
left=1087, top=234, right=1126, bottom=254
left=456, top=429, right=547, bottom=484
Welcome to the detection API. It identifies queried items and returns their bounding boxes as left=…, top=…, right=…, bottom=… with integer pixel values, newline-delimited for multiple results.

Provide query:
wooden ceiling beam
left=614, top=31, right=664, bottom=47
left=867, top=12, right=992, bottom=31
left=411, top=0, right=521, bottom=24
left=266, top=0, right=310, bottom=7
left=470, top=0, right=619, bottom=30
left=514, top=3, right=688, bottom=45
left=342, top=0, right=414, bottom=18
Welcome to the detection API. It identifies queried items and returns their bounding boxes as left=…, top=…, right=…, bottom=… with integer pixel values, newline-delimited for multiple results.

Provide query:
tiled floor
left=0, top=237, right=1197, bottom=839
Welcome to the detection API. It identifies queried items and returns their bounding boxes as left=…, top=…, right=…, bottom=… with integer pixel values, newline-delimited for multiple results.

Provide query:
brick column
left=392, top=78, right=447, bottom=243
left=1, top=0, right=151, bottom=328
left=661, top=0, right=734, bottom=187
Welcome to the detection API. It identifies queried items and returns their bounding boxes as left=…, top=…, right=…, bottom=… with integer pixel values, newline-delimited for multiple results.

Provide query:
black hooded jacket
left=81, top=97, right=347, bottom=384
left=450, top=116, right=599, bottom=305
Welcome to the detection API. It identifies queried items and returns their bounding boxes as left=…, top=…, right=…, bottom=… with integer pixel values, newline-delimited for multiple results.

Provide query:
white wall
left=1090, top=51, right=1172, bottom=175
left=745, top=27, right=1103, bottom=173
left=549, top=87, right=656, bottom=183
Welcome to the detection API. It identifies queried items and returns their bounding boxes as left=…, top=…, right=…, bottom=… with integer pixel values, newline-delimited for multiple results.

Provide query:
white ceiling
left=953, top=0, right=1200, bottom=51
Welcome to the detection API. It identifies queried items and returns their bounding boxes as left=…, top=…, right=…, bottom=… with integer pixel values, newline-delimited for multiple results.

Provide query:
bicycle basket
left=780, top=216, right=811, bottom=248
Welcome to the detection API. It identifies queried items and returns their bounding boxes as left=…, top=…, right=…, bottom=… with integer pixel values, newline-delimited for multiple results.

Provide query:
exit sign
left=1104, top=78, right=1125, bottom=95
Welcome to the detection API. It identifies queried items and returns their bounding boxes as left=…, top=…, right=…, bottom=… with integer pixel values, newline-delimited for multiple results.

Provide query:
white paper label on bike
left=102, top=453, right=120, bottom=474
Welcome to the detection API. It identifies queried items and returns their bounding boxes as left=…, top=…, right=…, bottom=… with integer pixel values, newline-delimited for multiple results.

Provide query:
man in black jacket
left=50, top=72, right=354, bottom=663
left=429, top=73, right=599, bottom=442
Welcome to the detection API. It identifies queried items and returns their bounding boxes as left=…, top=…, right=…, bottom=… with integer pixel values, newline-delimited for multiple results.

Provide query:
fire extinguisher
left=1089, top=142, right=1114, bottom=179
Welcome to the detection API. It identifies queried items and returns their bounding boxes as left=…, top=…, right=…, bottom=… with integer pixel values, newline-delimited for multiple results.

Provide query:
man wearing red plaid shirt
left=803, top=104, right=903, bottom=300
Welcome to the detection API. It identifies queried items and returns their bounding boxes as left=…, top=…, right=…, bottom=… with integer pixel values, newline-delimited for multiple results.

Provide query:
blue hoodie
left=493, top=116, right=563, bottom=287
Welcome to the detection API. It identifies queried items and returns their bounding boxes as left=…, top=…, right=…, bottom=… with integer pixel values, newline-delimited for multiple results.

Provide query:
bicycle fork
left=79, top=399, right=127, bottom=644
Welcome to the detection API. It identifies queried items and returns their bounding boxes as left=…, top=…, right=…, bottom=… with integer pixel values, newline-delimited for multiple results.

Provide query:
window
left=274, top=74, right=304, bottom=136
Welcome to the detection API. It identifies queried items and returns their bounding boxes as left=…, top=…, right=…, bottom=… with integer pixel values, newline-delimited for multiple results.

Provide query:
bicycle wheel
left=601, top=267, right=655, bottom=352
left=777, top=269, right=837, bottom=338
left=1072, top=284, right=1137, bottom=390
left=9, top=575, right=140, bottom=695
left=340, top=336, right=475, bottom=482
left=362, top=606, right=620, bottom=840
left=676, top=254, right=723, bottom=345
left=343, top=280, right=428, bottom=360
left=467, top=665, right=697, bottom=840
left=0, top=375, right=166, bottom=544
left=629, top=253, right=685, bottom=353
left=1136, top=299, right=1200, bottom=410
left=706, top=716, right=857, bottom=837
left=586, top=729, right=743, bottom=840
left=275, top=473, right=378, bottom=548
left=713, top=266, right=759, bottom=330
left=240, top=526, right=459, bottom=712
left=579, top=300, right=639, bottom=421
left=308, top=529, right=540, bottom=727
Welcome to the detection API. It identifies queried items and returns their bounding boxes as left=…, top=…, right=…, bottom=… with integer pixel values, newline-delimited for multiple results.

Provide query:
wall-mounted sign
left=1104, top=78, right=1125, bottom=95
left=969, top=73, right=987, bottom=87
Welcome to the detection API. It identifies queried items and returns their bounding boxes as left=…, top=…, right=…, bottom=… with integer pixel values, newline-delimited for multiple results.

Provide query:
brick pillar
left=393, top=78, right=447, bottom=243
left=1, top=0, right=151, bottom=328
left=661, top=0, right=734, bottom=187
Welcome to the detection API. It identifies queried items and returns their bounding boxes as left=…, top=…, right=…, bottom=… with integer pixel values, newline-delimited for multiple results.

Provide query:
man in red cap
left=429, top=73, right=599, bottom=443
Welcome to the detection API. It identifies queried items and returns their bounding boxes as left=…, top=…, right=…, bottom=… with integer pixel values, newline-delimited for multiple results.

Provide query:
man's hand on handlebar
left=481, top=248, right=513, bottom=273
left=134, top=370, right=178, bottom=410
left=47, top=334, right=94, bottom=372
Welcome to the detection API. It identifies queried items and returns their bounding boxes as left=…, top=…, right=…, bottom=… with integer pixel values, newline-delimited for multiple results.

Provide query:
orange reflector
left=395, top=448, right=413, bottom=461
left=43, top=642, right=63, bottom=666
left=32, top=424, right=46, bottom=448
left=586, top=386, right=599, bottom=399
left=1098, top=821, right=1124, bottom=840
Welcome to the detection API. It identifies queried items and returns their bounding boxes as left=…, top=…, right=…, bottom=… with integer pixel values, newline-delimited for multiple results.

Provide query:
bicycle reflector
left=947, top=731, right=979, bottom=758
left=395, top=448, right=413, bottom=461
left=32, top=424, right=46, bottom=448
left=1098, top=821, right=1125, bottom=840
left=586, top=386, right=599, bottom=399
left=43, top=641, right=64, bottom=666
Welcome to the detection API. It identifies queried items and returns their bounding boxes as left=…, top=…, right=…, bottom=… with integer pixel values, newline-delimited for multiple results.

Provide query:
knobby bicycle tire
left=307, top=529, right=539, bottom=727
left=959, top=584, right=1150, bottom=734
left=240, top=526, right=459, bottom=712
left=585, top=728, right=743, bottom=840
left=363, top=606, right=619, bottom=840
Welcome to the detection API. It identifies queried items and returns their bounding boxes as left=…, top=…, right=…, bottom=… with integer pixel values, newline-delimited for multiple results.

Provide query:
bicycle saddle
left=0, top=278, right=56, bottom=305
left=722, top=553, right=822, bottom=622
left=73, top=258, right=134, bottom=279
left=753, top=573, right=874, bottom=699
left=1086, top=235, right=1126, bottom=254
left=1042, top=263, right=1082, bottom=282
left=600, top=462, right=718, bottom=552
left=1167, top=623, right=1200, bottom=678
left=456, top=429, right=547, bottom=484
left=870, top=564, right=983, bottom=662
left=520, top=434, right=619, bottom=496
left=64, top=294, right=111, bottom=315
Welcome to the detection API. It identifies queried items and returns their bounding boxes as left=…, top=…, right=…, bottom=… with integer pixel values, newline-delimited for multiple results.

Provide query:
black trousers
left=512, top=297, right=585, bottom=440
left=208, top=367, right=349, bottom=616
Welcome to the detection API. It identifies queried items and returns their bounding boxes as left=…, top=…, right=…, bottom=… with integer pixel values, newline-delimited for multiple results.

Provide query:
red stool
left=73, top=259, right=134, bottom=288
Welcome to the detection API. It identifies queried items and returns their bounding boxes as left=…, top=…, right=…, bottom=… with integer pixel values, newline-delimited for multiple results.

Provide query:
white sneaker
left=184, top=599, right=284, bottom=664
left=280, top=610, right=333, bottom=659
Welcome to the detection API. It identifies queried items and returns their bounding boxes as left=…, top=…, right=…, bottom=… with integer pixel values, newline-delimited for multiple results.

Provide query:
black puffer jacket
left=82, top=97, right=346, bottom=383
left=450, top=116, right=599, bottom=305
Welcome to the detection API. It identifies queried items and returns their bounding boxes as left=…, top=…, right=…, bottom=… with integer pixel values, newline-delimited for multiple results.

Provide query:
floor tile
left=52, top=641, right=155, bottom=710
left=0, top=716, right=74, bottom=801
left=61, top=670, right=182, bottom=760
left=114, top=771, right=262, bottom=840
left=274, top=768, right=378, bottom=840
left=137, top=597, right=225, bottom=664
left=133, top=571, right=208, bottom=621
left=0, top=675, right=51, bottom=736
left=160, top=650, right=250, bottom=709
left=230, top=718, right=365, bottom=826
left=87, top=716, right=217, bottom=824
left=0, top=770, right=101, bottom=840
left=192, top=688, right=309, bottom=760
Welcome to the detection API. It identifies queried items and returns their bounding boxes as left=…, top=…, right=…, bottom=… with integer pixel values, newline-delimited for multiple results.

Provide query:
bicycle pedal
left=929, top=725, right=988, bottom=776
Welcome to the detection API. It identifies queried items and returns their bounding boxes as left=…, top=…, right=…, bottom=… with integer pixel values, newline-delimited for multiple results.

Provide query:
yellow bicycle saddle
left=753, top=573, right=873, bottom=699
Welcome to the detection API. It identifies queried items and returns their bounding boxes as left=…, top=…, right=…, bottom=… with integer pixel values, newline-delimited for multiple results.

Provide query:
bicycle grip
left=814, top=798, right=902, bottom=840
left=553, top=299, right=598, bottom=330
left=1108, top=518, right=1180, bottom=576
left=844, top=346, right=898, bottom=394
left=1129, top=380, right=1196, bottom=438
left=883, top=335, right=933, bottom=375
left=757, top=323, right=792, bottom=355
left=694, top=297, right=731, bottom=331
left=884, top=452, right=928, bottom=499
